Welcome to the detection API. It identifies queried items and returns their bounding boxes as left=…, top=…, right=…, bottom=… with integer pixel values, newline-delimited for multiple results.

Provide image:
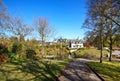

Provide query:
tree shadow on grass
left=90, top=61, right=120, bottom=81
left=0, top=60, right=62, bottom=81
left=6, top=79, right=21, bottom=81
left=18, top=60, right=59, bottom=81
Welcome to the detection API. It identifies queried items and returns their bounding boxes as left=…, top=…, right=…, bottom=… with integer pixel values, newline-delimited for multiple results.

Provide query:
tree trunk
left=100, top=44, right=103, bottom=63
left=20, top=34, right=24, bottom=42
left=41, top=35, right=45, bottom=57
left=100, top=27, right=103, bottom=63
left=100, top=48, right=103, bottom=63
left=42, top=40, right=45, bottom=57
left=109, top=34, right=112, bottom=61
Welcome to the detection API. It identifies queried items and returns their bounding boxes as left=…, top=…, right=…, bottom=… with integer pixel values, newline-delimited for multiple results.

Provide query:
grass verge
left=0, top=59, right=72, bottom=81
left=88, top=61, right=120, bottom=81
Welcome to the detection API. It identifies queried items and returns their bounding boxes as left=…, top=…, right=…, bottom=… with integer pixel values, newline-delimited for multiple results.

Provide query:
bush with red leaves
left=0, top=43, right=8, bottom=55
left=0, top=43, right=9, bottom=63
left=0, top=55, right=9, bottom=63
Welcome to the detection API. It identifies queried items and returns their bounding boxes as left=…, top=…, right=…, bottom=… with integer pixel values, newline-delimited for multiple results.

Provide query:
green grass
left=73, top=48, right=108, bottom=59
left=0, top=59, right=72, bottom=81
left=88, top=61, right=120, bottom=81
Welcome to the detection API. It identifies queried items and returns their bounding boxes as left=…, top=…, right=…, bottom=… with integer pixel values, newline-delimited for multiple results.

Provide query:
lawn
left=73, top=48, right=108, bottom=59
left=0, top=59, right=72, bottom=81
left=88, top=61, right=120, bottom=81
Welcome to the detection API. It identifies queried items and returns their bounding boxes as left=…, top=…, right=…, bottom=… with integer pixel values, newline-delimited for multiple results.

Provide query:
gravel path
left=58, top=58, right=102, bottom=81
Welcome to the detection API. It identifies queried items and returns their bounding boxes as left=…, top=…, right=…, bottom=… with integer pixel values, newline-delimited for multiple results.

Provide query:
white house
left=69, top=40, right=84, bottom=49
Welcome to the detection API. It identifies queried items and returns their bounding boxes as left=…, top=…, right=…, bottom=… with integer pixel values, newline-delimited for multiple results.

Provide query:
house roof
left=70, top=40, right=83, bottom=44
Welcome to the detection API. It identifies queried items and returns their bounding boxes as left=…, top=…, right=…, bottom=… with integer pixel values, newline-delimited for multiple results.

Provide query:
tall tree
left=0, top=0, right=9, bottom=36
left=34, top=17, right=55, bottom=56
left=104, top=19, right=120, bottom=61
left=83, top=0, right=107, bottom=63
left=104, top=0, right=120, bottom=61
left=84, top=0, right=120, bottom=62
left=102, top=0, right=120, bottom=27
left=7, top=17, right=33, bottom=41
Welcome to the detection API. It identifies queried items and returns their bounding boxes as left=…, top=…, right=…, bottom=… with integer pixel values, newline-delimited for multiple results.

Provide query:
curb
left=86, top=63, right=105, bottom=81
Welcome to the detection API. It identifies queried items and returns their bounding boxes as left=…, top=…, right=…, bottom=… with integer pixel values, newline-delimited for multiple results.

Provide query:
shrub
left=0, top=43, right=9, bottom=63
left=12, top=42, right=22, bottom=53
left=0, top=43, right=8, bottom=55
left=7, top=53, right=20, bottom=62
left=26, top=49, right=36, bottom=59
left=0, top=55, right=9, bottom=63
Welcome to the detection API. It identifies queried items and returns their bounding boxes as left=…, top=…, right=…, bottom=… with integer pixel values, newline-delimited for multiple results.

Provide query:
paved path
left=58, top=58, right=102, bottom=81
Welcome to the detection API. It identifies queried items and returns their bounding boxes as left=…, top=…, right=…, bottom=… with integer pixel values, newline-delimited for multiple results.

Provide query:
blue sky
left=4, top=0, right=87, bottom=40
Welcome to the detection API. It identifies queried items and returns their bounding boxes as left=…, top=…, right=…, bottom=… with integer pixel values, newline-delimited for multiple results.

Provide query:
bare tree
left=36, top=18, right=54, bottom=42
left=103, top=0, right=120, bottom=61
left=104, top=18, right=120, bottom=61
left=84, top=0, right=120, bottom=62
left=34, top=17, right=55, bottom=56
left=103, top=0, right=120, bottom=27
left=7, top=17, right=33, bottom=41
left=0, top=0, right=9, bottom=36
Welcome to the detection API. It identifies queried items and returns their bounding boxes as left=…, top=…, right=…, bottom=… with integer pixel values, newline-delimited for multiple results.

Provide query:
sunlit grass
left=74, top=48, right=108, bottom=59
left=0, top=59, right=72, bottom=81
left=88, top=61, right=120, bottom=81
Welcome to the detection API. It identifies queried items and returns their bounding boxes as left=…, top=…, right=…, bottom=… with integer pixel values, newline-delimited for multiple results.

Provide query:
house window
left=73, top=45, right=76, bottom=47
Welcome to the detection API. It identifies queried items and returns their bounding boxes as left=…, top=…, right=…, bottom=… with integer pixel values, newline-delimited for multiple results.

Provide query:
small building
left=69, top=40, right=84, bottom=49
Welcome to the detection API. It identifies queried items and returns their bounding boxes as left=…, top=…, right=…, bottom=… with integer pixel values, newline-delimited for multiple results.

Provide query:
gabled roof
left=70, top=40, right=83, bottom=44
